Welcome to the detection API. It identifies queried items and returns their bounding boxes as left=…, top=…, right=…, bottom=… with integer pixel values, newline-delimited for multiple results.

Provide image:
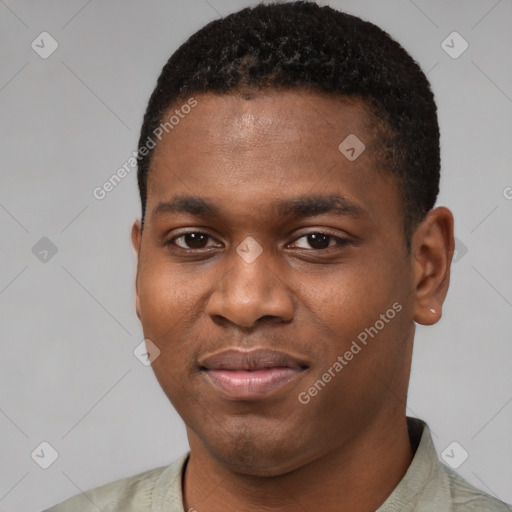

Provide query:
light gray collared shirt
left=43, top=417, right=512, bottom=511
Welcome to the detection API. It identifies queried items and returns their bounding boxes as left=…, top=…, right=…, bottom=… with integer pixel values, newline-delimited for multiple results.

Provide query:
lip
left=199, top=348, right=308, bottom=400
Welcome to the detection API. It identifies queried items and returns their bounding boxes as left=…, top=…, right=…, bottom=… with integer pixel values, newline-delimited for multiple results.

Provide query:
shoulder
left=42, top=454, right=188, bottom=512
left=442, top=464, right=512, bottom=512
left=42, top=466, right=167, bottom=512
left=401, top=418, right=511, bottom=512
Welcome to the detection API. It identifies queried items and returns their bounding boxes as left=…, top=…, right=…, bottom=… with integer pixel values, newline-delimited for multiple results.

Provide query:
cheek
left=300, top=259, right=409, bottom=371
left=139, top=258, right=199, bottom=313
left=136, top=260, right=220, bottom=368
left=137, top=267, right=204, bottom=402
left=305, top=264, right=391, bottom=327
left=137, top=264, right=193, bottom=346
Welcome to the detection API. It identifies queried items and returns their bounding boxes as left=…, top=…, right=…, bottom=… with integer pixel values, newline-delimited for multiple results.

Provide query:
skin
left=131, top=91, right=454, bottom=512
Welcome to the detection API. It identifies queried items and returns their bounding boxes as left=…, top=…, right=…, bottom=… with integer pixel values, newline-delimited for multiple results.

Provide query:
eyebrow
left=151, top=194, right=366, bottom=220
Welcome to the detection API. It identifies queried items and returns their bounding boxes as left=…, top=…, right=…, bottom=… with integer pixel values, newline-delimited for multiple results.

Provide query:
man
left=45, top=2, right=512, bottom=511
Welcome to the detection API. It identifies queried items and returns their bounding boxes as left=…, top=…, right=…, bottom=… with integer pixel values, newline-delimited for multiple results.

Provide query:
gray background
left=1, top=0, right=511, bottom=510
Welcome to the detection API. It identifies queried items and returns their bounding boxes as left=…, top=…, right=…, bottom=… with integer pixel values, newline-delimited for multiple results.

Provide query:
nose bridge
left=206, top=244, right=294, bottom=327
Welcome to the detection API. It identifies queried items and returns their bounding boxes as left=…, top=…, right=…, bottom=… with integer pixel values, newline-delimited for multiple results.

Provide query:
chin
left=201, top=425, right=308, bottom=477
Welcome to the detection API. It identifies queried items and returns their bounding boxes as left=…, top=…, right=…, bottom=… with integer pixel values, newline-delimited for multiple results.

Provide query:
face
left=131, top=91, right=450, bottom=476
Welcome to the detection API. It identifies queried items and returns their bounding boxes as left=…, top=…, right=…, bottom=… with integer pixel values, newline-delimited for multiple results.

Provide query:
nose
left=206, top=248, right=295, bottom=328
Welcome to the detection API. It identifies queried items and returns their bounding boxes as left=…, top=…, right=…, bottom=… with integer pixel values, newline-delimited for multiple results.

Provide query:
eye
left=289, top=232, right=350, bottom=250
left=167, top=232, right=219, bottom=250
left=165, top=231, right=350, bottom=252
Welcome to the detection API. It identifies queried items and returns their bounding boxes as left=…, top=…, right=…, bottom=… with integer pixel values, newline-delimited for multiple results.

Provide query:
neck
left=182, top=414, right=414, bottom=512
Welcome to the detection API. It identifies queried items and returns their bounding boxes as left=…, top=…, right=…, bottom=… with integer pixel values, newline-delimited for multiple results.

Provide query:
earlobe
left=418, top=305, right=441, bottom=326
left=411, top=207, right=454, bottom=326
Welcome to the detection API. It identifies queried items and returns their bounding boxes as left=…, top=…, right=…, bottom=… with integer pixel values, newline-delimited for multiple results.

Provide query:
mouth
left=199, top=348, right=309, bottom=400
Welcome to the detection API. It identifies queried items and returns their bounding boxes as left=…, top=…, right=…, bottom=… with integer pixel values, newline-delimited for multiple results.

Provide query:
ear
left=131, top=219, right=143, bottom=321
left=411, top=207, right=455, bottom=326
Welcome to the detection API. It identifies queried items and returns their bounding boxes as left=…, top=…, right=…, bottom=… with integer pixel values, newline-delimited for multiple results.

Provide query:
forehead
left=145, top=91, right=399, bottom=229
left=152, top=91, right=378, bottom=159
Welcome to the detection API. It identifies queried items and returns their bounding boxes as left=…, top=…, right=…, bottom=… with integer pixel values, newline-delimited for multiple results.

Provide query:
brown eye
left=291, top=232, right=349, bottom=250
left=171, top=232, right=213, bottom=249
left=306, top=233, right=332, bottom=249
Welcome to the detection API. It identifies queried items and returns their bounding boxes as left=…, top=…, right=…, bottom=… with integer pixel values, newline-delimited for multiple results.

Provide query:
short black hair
left=136, top=1, right=440, bottom=246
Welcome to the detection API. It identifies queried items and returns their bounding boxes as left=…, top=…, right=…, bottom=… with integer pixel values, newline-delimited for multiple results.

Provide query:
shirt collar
left=377, top=416, right=441, bottom=511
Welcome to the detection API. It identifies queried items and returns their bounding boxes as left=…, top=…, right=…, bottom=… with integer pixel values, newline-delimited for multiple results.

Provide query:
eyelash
left=165, top=231, right=351, bottom=251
